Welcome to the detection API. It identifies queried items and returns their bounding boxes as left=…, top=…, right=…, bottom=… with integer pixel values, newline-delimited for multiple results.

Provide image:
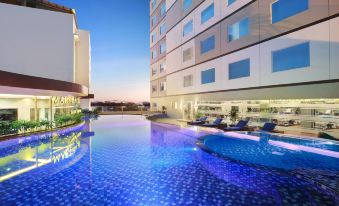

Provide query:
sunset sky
left=52, top=0, right=150, bottom=102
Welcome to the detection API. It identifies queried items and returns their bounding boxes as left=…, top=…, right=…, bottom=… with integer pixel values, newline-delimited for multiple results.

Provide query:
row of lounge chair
left=188, top=117, right=277, bottom=132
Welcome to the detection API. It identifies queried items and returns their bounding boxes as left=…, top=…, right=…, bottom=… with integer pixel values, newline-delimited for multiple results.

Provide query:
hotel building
left=0, top=0, right=92, bottom=122
left=150, top=0, right=339, bottom=131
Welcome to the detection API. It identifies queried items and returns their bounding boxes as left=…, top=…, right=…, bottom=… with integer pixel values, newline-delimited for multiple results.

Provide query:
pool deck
left=151, top=117, right=339, bottom=140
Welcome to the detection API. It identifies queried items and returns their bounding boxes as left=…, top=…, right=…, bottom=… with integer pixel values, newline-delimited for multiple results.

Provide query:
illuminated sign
left=52, top=96, right=80, bottom=106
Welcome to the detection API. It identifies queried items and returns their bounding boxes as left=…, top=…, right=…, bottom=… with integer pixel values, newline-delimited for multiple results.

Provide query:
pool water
left=0, top=115, right=337, bottom=205
left=202, top=132, right=339, bottom=171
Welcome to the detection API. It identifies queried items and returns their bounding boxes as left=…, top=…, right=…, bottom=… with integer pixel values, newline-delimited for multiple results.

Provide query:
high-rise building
left=150, top=0, right=339, bottom=131
left=0, top=0, right=92, bottom=122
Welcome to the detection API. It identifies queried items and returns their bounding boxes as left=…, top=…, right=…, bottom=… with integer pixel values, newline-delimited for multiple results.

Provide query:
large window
left=201, top=68, right=215, bottom=84
left=200, top=36, right=215, bottom=54
left=228, top=0, right=236, bottom=6
left=152, top=67, right=157, bottom=76
left=271, top=0, right=309, bottom=24
left=152, top=15, right=157, bottom=26
left=228, top=18, right=249, bottom=42
left=183, top=48, right=193, bottom=62
left=229, top=59, right=250, bottom=79
left=201, top=3, right=214, bottom=24
left=160, top=2, right=166, bottom=16
left=183, top=20, right=193, bottom=37
left=160, top=63, right=166, bottom=73
left=184, top=75, right=193, bottom=87
left=0, top=109, right=17, bottom=121
left=152, top=50, right=157, bottom=59
left=151, top=0, right=157, bottom=9
left=152, top=85, right=157, bottom=93
left=160, top=42, right=166, bottom=54
left=183, top=0, right=192, bottom=11
left=160, top=82, right=167, bottom=91
left=272, top=42, right=310, bottom=73
left=160, top=23, right=166, bottom=36
left=151, top=32, right=157, bottom=43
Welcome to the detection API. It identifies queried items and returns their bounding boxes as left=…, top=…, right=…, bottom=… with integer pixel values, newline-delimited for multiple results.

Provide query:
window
left=271, top=0, right=309, bottom=24
left=152, top=67, right=157, bottom=76
left=183, top=0, right=192, bottom=11
left=160, top=23, right=166, bottom=35
left=160, top=2, right=166, bottom=16
left=229, top=59, right=250, bottom=79
left=228, top=0, right=236, bottom=6
left=272, top=42, right=310, bottom=72
left=183, top=48, right=193, bottom=62
left=30, top=108, right=41, bottom=121
left=183, top=20, right=193, bottom=37
left=152, top=15, right=157, bottom=26
left=228, top=18, right=249, bottom=42
left=152, top=85, right=157, bottom=93
left=184, top=75, right=193, bottom=87
left=151, top=33, right=157, bottom=43
left=201, top=3, right=214, bottom=24
left=151, top=0, right=157, bottom=9
left=201, top=68, right=215, bottom=84
left=45, top=108, right=49, bottom=120
left=0, top=109, right=17, bottom=121
left=160, top=42, right=166, bottom=54
left=200, top=36, right=215, bottom=54
left=160, top=63, right=166, bottom=73
left=152, top=50, right=157, bottom=59
left=160, top=82, right=166, bottom=91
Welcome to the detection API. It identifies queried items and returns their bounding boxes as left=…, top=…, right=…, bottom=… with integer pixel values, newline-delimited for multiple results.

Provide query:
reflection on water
left=0, top=122, right=92, bottom=182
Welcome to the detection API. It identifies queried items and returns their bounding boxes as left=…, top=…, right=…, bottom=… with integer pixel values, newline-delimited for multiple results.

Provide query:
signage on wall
left=52, top=96, right=80, bottom=106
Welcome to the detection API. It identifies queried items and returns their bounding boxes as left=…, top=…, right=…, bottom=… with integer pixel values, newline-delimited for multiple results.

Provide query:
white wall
left=166, top=19, right=336, bottom=96
left=75, top=30, right=91, bottom=88
left=260, top=21, right=330, bottom=86
left=0, top=3, right=75, bottom=82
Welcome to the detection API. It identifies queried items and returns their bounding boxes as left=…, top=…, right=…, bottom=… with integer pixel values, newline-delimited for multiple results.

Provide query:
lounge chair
left=259, top=123, right=277, bottom=132
left=222, top=120, right=248, bottom=131
left=187, top=116, right=208, bottom=125
left=201, top=118, right=224, bottom=128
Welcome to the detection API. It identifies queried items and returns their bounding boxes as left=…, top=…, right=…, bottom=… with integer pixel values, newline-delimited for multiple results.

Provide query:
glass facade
left=228, top=18, right=249, bottom=42
left=271, top=0, right=309, bottom=24
left=200, top=35, right=215, bottom=54
left=229, top=58, right=250, bottom=79
left=183, top=20, right=193, bottom=37
left=201, top=68, right=215, bottom=84
left=272, top=42, right=310, bottom=73
left=201, top=3, right=214, bottom=24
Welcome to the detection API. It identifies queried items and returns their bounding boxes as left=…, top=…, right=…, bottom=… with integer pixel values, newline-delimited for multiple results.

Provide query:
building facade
left=0, top=0, right=92, bottom=122
left=150, top=0, right=339, bottom=130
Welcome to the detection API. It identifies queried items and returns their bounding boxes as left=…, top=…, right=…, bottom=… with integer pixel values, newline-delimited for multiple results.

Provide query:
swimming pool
left=0, top=115, right=338, bottom=205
